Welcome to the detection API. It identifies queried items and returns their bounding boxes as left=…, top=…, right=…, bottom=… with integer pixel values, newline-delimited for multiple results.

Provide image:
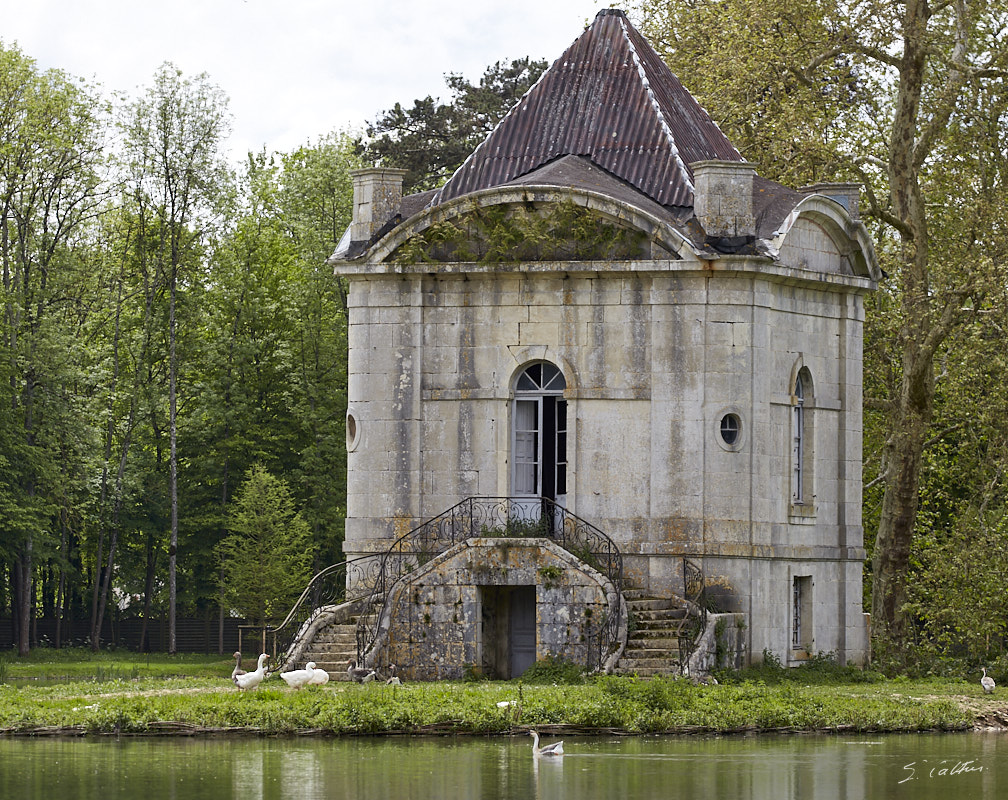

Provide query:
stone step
left=626, top=597, right=677, bottom=612
left=301, top=648, right=354, bottom=656
left=631, top=620, right=687, bottom=634
left=627, top=635, right=681, bottom=649
left=624, top=640, right=681, bottom=652
left=316, top=632, right=360, bottom=644
left=634, top=607, right=687, bottom=620
left=616, top=655, right=681, bottom=670
left=611, top=666, right=677, bottom=677
left=631, top=620, right=685, bottom=633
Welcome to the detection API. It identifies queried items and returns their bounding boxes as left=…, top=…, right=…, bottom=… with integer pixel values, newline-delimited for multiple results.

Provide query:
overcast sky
left=2, top=0, right=608, bottom=161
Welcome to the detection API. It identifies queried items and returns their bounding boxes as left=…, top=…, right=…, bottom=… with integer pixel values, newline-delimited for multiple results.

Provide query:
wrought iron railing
left=356, top=496, right=624, bottom=667
left=242, top=557, right=380, bottom=668
left=585, top=589, right=624, bottom=674
left=677, top=556, right=707, bottom=670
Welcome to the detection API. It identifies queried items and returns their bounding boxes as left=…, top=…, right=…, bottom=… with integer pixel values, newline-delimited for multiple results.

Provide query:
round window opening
left=346, top=413, right=359, bottom=451
left=720, top=413, right=741, bottom=446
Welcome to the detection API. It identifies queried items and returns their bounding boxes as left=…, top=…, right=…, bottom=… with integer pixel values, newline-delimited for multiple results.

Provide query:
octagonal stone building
left=328, top=9, right=878, bottom=679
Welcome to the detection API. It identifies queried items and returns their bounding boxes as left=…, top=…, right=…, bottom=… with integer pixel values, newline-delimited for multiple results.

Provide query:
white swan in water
left=234, top=653, right=269, bottom=691
left=982, top=667, right=996, bottom=694
left=280, top=662, right=317, bottom=690
left=529, top=730, right=564, bottom=756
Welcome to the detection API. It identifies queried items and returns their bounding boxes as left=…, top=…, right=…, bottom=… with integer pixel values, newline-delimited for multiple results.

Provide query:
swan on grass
left=982, top=667, right=996, bottom=694
left=529, top=730, right=564, bottom=757
left=234, top=653, right=269, bottom=691
left=280, top=662, right=317, bottom=690
left=308, top=666, right=330, bottom=686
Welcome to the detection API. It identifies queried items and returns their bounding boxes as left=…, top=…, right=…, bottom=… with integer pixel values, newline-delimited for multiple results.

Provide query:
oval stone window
left=719, top=413, right=741, bottom=446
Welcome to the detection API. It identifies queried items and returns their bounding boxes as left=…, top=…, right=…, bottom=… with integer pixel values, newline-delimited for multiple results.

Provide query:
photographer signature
left=899, top=759, right=983, bottom=783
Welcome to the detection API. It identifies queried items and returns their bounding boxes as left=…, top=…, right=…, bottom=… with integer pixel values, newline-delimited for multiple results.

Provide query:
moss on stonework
left=391, top=199, right=649, bottom=264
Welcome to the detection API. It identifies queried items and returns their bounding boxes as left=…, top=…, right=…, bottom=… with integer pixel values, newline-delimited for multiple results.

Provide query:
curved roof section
left=432, top=9, right=742, bottom=210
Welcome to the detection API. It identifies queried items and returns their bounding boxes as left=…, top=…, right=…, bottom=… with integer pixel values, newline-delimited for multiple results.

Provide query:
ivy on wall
left=391, top=199, right=649, bottom=265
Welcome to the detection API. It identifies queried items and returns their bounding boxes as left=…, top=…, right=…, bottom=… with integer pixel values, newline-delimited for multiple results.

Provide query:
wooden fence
left=0, top=615, right=249, bottom=654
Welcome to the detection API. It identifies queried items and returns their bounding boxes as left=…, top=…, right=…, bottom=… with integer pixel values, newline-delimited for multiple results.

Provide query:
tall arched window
left=512, top=362, right=567, bottom=503
left=791, top=369, right=813, bottom=506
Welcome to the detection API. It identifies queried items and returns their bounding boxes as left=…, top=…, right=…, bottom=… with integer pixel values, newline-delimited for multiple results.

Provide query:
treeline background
left=5, top=0, right=1008, bottom=675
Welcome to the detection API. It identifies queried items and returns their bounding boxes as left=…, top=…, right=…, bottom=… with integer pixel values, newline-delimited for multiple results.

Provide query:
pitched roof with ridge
left=431, top=8, right=743, bottom=210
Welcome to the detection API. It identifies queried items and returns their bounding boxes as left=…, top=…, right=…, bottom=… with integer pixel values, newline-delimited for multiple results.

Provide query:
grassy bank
left=0, top=650, right=997, bottom=737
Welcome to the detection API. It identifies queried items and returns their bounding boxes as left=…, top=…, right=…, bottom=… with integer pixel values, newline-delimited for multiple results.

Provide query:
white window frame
left=510, top=362, right=566, bottom=502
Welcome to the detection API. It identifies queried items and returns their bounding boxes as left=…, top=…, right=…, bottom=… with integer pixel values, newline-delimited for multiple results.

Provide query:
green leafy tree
left=361, top=58, right=548, bottom=191
left=120, top=63, right=231, bottom=652
left=0, top=42, right=106, bottom=655
left=278, top=132, right=361, bottom=569
left=218, top=465, right=313, bottom=626
left=634, top=0, right=1008, bottom=655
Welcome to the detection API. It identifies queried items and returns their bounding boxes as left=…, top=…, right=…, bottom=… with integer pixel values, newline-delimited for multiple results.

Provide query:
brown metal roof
left=432, top=8, right=743, bottom=210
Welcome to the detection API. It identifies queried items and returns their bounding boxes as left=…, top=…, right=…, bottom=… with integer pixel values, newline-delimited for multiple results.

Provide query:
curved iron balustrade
left=355, top=496, right=624, bottom=670
left=677, top=556, right=707, bottom=669
left=255, top=556, right=380, bottom=668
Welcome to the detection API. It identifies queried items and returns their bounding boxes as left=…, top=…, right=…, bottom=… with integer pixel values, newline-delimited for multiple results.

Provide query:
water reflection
left=0, top=732, right=1004, bottom=800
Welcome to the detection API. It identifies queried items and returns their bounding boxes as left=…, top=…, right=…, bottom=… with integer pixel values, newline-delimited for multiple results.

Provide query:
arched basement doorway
left=511, top=361, right=567, bottom=508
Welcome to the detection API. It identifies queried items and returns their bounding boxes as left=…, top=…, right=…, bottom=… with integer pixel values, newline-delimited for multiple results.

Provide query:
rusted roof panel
left=433, top=9, right=742, bottom=210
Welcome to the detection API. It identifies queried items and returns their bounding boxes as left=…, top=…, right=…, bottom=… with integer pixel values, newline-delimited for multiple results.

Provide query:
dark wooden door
left=509, top=586, right=536, bottom=678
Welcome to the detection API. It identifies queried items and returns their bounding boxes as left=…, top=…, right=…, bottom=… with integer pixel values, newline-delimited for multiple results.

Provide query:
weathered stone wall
left=371, top=538, right=617, bottom=681
left=688, top=612, right=747, bottom=676
left=340, top=232, right=872, bottom=666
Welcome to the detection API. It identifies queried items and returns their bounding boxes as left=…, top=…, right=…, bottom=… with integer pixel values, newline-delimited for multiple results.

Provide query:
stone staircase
left=612, top=591, right=690, bottom=677
left=301, top=618, right=359, bottom=680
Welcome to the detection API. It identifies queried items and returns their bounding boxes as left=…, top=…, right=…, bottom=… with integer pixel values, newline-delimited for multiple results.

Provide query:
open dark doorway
left=480, top=585, right=537, bottom=679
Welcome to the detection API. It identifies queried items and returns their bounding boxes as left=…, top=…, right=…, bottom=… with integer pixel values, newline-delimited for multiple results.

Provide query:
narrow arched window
left=792, top=373, right=805, bottom=504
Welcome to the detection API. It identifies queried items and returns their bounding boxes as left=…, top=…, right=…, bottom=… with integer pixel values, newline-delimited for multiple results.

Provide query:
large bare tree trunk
left=869, top=0, right=968, bottom=642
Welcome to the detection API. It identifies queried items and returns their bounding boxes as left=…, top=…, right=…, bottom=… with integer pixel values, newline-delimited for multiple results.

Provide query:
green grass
left=0, top=650, right=986, bottom=737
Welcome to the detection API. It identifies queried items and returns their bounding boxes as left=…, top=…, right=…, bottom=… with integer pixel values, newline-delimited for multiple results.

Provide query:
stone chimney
left=801, top=182, right=861, bottom=220
left=690, top=160, right=757, bottom=240
left=350, top=167, right=408, bottom=242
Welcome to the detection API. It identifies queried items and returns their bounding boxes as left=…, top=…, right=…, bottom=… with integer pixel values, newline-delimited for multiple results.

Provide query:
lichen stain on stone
left=392, top=515, right=414, bottom=539
left=658, top=518, right=691, bottom=544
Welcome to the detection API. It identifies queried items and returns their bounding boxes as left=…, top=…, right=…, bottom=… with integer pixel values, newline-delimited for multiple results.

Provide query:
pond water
left=1, top=731, right=1005, bottom=800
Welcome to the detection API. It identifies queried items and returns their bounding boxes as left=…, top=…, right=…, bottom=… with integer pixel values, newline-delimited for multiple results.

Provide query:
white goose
left=529, top=730, right=564, bottom=757
left=308, top=666, right=330, bottom=686
left=234, top=653, right=269, bottom=691
left=280, top=661, right=317, bottom=690
left=982, top=667, right=996, bottom=694
left=230, top=651, right=246, bottom=682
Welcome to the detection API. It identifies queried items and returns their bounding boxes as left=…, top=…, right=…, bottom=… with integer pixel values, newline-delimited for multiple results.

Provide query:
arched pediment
left=771, top=195, right=880, bottom=281
left=368, top=186, right=700, bottom=266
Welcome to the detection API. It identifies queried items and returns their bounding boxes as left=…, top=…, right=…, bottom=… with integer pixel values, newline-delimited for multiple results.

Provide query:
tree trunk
left=869, top=0, right=938, bottom=644
left=15, top=542, right=32, bottom=656
left=168, top=261, right=178, bottom=654
left=871, top=390, right=930, bottom=640
left=139, top=530, right=158, bottom=653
